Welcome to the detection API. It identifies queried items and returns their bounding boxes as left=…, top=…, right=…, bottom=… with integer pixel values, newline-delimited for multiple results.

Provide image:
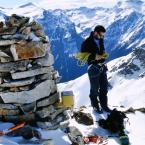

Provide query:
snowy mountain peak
left=117, top=0, right=144, bottom=5
left=18, top=2, right=36, bottom=8
left=5, top=2, right=43, bottom=18
left=126, top=0, right=144, bottom=4
left=116, top=0, right=144, bottom=11
left=0, top=6, right=5, bottom=9
left=108, top=48, right=145, bottom=78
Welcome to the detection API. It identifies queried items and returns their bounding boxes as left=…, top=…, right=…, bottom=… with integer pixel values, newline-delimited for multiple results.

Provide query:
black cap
left=94, top=25, right=106, bottom=33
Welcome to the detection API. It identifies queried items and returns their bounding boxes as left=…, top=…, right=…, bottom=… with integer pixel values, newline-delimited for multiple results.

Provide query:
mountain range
left=0, top=0, right=144, bottom=82
left=0, top=1, right=145, bottom=144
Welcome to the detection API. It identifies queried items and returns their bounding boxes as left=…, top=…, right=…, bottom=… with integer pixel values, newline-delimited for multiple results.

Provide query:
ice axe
left=0, top=122, right=26, bottom=136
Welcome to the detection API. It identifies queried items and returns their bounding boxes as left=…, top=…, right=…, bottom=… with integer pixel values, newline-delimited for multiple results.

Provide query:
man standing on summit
left=81, top=25, right=111, bottom=113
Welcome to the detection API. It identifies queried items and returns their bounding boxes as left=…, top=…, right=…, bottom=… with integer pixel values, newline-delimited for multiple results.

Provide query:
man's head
left=93, top=25, right=106, bottom=39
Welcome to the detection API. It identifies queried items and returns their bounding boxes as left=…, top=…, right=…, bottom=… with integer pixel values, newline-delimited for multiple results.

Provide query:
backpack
left=98, top=109, right=127, bottom=134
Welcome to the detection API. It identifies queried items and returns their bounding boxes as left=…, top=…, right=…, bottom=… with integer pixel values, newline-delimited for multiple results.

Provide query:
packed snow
left=0, top=52, right=145, bottom=145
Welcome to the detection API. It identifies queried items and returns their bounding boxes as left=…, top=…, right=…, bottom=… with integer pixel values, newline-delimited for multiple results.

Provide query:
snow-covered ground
left=0, top=51, right=145, bottom=145
left=57, top=50, right=145, bottom=145
left=0, top=111, right=145, bottom=145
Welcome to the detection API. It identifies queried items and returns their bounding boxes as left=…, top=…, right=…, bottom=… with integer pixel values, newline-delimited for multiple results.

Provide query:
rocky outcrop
left=0, top=14, right=69, bottom=130
left=110, top=48, right=145, bottom=76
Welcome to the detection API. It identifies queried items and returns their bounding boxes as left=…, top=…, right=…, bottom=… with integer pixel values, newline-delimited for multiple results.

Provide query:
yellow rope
left=75, top=52, right=91, bottom=66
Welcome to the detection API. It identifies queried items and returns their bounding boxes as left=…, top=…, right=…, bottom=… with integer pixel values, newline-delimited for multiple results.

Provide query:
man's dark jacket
left=81, top=32, right=106, bottom=65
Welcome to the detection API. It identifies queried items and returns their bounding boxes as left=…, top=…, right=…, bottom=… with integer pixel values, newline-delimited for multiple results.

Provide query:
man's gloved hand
left=102, top=53, right=109, bottom=59
left=95, top=53, right=109, bottom=60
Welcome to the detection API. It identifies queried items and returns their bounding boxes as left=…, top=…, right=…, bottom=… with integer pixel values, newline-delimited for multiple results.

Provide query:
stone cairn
left=0, top=14, right=69, bottom=130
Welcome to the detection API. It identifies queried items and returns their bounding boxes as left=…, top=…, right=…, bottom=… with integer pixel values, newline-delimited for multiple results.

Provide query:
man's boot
left=102, top=106, right=111, bottom=113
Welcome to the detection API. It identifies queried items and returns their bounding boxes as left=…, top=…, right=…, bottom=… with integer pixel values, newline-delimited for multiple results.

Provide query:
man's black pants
left=88, top=64, right=108, bottom=109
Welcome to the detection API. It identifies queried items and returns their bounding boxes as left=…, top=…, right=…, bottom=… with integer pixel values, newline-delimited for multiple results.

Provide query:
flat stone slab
left=0, top=54, right=13, bottom=63
left=36, top=106, right=65, bottom=120
left=0, top=104, right=18, bottom=110
left=0, top=77, right=35, bottom=87
left=34, top=53, right=54, bottom=67
left=11, top=67, right=52, bottom=79
left=0, top=51, right=10, bottom=58
left=19, top=86, right=30, bottom=91
left=0, top=27, right=17, bottom=35
left=0, top=40, right=15, bottom=46
left=0, top=60, right=29, bottom=72
left=0, top=113, right=35, bottom=123
left=36, top=113, right=69, bottom=130
left=37, top=92, right=59, bottom=108
left=36, top=105, right=55, bottom=118
left=50, top=108, right=66, bottom=120
left=37, top=73, right=53, bottom=81
left=0, top=80, right=56, bottom=104
left=0, top=45, right=13, bottom=62
left=10, top=41, right=49, bottom=61
left=0, top=108, right=20, bottom=115
left=0, top=57, right=13, bottom=63
left=19, top=102, right=36, bottom=113
left=0, top=78, right=2, bottom=84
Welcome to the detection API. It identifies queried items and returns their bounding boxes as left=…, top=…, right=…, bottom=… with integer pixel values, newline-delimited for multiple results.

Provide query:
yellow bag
left=56, top=91, right=74, bottom=108
left=61, top=91, right=74, bottom=108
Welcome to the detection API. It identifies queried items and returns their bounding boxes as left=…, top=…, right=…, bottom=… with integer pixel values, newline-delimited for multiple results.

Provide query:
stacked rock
left=0, top=14, right=68, bottom=130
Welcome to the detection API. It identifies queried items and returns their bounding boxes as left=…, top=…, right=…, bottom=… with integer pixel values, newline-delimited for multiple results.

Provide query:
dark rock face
left=118, top=62, right=140, bottom=75
left=105, top=11, right=144, bottom=61
left=109, top=48, right=145, bottom=77
left=133, top=48, right=145, bottom=67
left=73, top=111, right=94, bottom=125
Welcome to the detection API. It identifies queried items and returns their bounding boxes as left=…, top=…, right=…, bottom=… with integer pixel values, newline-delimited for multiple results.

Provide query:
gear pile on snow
left=0, top=14, right=69, bottom=129
left=98, top=109, right=127, bottom=134
left=98, top=109, right=130, bottom=145
left=65, top=126, right=108, bottom=145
